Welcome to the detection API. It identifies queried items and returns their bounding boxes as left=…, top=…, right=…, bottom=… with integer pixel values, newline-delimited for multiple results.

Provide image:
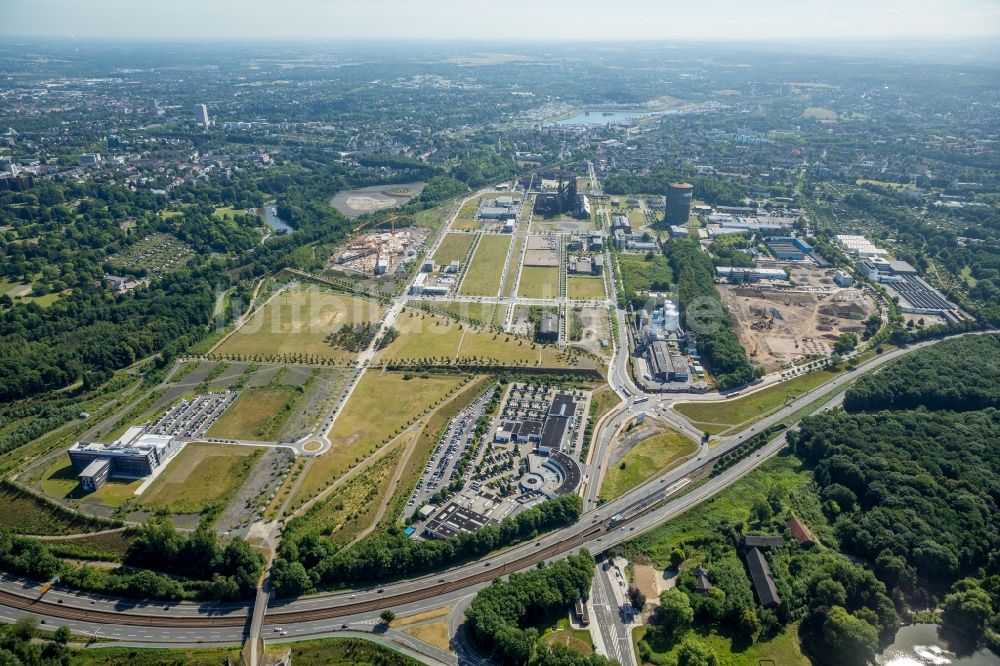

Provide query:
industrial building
left=68, top=426, right=179, bottom=491
left=665, top=182, right=694, bottom=227
left=835, top=234, right=889, bottom=259
left=765, top=236, right=813, bottom=261
left=833, top=270, right=854, bottom=287
left=646, top=340, right=689, bottom=382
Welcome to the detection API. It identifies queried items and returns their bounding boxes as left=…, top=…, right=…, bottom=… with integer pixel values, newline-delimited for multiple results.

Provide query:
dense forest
left=464, top=551, right=615, bottom=666
left=272, top=494, right=582, bottom=596
left=843, top=334, right=1000, bottom=412
left=788, top=334, right=1000, bottom=653
left=662, top=237, right=760, bottom=390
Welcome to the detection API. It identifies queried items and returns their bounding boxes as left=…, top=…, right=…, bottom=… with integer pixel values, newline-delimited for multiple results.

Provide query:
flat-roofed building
left=78, top=458, right=111, bottom=492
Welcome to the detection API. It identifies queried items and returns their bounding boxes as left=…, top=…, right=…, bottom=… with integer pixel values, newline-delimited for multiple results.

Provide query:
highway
left=0, top=329, right=972, bottom=653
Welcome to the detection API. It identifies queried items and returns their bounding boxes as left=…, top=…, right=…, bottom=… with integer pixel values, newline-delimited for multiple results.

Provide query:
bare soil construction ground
left=719, top=280, right=875, bottom=372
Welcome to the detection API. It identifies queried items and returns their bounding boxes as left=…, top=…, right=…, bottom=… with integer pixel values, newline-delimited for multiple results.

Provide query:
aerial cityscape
left=0, top=2, right=999, bottom=666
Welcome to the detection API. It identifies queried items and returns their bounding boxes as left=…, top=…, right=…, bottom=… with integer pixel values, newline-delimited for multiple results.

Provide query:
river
left=878, top=624, right=1000, bottom=666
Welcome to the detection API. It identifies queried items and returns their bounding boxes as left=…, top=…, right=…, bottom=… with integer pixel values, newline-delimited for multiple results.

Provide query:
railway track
left=1, top=524, right=606, bottom=629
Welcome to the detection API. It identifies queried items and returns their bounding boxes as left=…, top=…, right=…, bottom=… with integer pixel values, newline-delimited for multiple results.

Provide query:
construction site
left=720, top=278, right=876, bottom=372
left=328, top=225, right=430, bottom=277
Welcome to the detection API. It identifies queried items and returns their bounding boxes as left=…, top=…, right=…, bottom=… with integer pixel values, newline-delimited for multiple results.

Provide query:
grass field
left=139, top=443, right=261, bottom=514
left=503, top=235, right=526, bottom=297
left=0, top=484, right=112, bottom=535
left=518, top=266, right=560, bottom=299
left=432, top=233, right=476, bottom=266
left=423, top=301, right=501, bottom=327
left=459, top=235, right=511, bottom=296
left=567, top=275, right=606, bottom=300
left=803, top=106, right=838, bottom=121
left=288, top=442, right=405, bottom=547
left=216, top=283, right=384, bottom=362
left=674, top=369, right=838, bottom=434
left=590, top=385, right=621, bottom=422
left=73, top=637, right=419, bottom=666
left=599, top=428, right=698, bottom=502
left=617, top=253, right=672, bottom=300
left=290, top=373, right=467, bottom=506
left=633, top=623, right=809, bottom=666
left=542, top=617, right=594, bottom=656
left=401, top=620, right=451, bottom=652
left=40, top=460, right=142, bottom=508
left=207, top=387, right=300, bottom=440
left=376, top=310, right=565, bottom=366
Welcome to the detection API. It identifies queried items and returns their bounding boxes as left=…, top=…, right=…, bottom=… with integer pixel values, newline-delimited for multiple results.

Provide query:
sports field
left=518, top=266, right=559, bottom=299
left=458, top=235, right=511, bottom=296
left=139, top=443, right=261, bottom=514
left=599, top=428, right=698, bottom=501
left=432, top=233, right=476, bottom=266
left=216, top=284, right=384, bottom=362
left=207, top=386, right=300, bottom=440
left=567, top=275, right=606, bottom=300
left=290, top=372, right=467, bottom=505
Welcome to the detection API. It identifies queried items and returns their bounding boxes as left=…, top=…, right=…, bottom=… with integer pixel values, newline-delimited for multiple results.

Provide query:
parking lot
left=149, top=391, right=238, bottom=438
left=404, top=389, right=494, bottom=519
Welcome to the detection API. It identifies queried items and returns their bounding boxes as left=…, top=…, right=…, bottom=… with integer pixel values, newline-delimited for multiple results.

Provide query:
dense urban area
left=0, top=35, right=998, bottom=666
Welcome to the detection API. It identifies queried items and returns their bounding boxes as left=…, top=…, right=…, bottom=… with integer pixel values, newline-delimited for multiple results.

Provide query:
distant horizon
left=2, top=0, right=999, bottom=42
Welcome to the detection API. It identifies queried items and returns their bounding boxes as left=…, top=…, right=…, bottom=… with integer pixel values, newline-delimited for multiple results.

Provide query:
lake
left=551, top=109, right=659, bottom=126
left=878, top=624, right=1000, bottom=666
left=260, top=205, right=293, bottom=234
left=329, top=181, right=425, bottom=219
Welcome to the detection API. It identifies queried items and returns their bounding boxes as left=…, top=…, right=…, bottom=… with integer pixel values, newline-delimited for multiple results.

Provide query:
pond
left=260, top=204, right=293, bottom=234
left=329, top=181, right=425, bottom=219
left=878, top=624, right=1000, bottom=666
left=551, top=109, right=659, bottom=126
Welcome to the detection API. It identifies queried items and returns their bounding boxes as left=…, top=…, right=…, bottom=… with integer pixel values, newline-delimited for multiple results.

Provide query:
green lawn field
left=291, top=373, right=468, bottom=505
left=216, top=283, right=384, bottom=362
left=518, top=266, right=560, bottom=299
left=599, top=428, right=698, bottom=501
left=432, top=233, right=476, bottom=266
left=458, top=235, right=512, bottom=296
left=567, top=275, right=606, bottom=300
left=674, top=369, right=838, bottom=434
left=207, top=387, right=300, bottom=440
left=139, top=443, right=261, bottom=514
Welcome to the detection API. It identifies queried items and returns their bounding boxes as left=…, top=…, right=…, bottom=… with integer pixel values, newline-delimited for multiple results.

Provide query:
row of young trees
left=272, top=494, right=582, bottom=596
left=464, top=550, right=614, bottom=666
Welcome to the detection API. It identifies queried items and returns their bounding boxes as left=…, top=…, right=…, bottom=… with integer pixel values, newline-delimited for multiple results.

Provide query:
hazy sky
left=2, top=0, right=999, bottom=40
